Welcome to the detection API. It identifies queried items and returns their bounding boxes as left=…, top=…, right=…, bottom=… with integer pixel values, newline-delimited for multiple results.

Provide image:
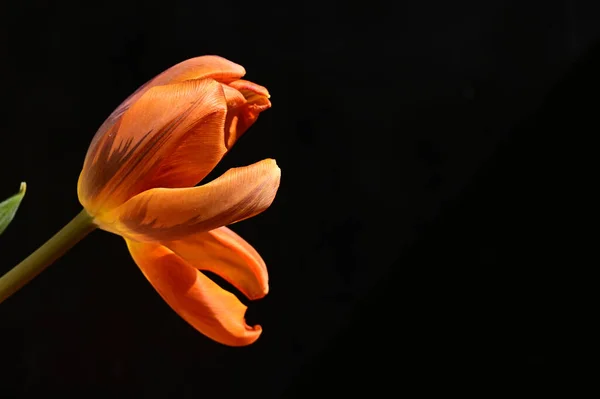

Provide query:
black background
left=0, top=0, right=595, bottom=397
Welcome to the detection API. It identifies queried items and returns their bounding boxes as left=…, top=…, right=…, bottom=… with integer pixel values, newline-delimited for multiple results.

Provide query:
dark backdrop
left=0, top=0, right=595, bottom=397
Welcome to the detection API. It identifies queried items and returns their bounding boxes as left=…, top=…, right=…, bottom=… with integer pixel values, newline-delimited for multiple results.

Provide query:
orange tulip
left=77, top=56, right=280, bottom=346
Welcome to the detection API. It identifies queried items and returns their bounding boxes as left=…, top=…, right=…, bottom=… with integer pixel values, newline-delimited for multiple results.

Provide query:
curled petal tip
left=235, top=323, right=263, bottom=346
left=247, top=324, right=262, bottom=332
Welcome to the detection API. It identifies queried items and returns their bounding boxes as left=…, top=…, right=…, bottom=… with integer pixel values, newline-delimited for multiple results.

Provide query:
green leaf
left=0, top=182, right=26, bottom=235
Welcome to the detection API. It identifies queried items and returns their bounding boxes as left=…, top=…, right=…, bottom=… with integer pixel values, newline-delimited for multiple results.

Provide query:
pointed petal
left=126, top=240, right=261, bottom=346
left=78, top=78, right=228, bottom=214
left=98, top=159, right=281, bottom=242
left=164, top=226, right=268, bottom=300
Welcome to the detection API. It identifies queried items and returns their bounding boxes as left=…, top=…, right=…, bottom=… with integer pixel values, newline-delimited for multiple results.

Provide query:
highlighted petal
left=86, top=56, right=246, bottom=157
left=164, top=226, right=268, bottom=300
left=126, top=240, right=261, bottom=346
left=98, top=159, right=281, bottom=242
left=147, top=55, right=246, bottom=87
left=78, top=78, right=228, bottom=214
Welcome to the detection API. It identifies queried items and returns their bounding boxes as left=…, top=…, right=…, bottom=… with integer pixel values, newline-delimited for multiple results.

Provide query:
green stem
left=0, top=209, right=96, bottom=304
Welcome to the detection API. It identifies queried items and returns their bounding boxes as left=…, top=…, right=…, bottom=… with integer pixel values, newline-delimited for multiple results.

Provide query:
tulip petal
left=98, top=159, right=280, bottom=242
left=78, top=78, right=229, bottom=213
left=164, top=226, right=268, bottom=300
left=126, top=239, right=261, bottom=346
left=87, top=56, right=246, bottom=155
left=228, top=79, right=270, bottom=99
left=222, top=80, right=272, bottom=149
left=147, top=55, right=246, bottom=86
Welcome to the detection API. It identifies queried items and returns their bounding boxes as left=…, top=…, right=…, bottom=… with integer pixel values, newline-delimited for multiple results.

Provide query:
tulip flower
left=0, top=56, right=280, bottom=347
